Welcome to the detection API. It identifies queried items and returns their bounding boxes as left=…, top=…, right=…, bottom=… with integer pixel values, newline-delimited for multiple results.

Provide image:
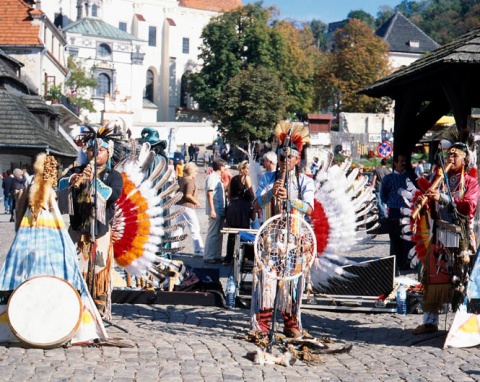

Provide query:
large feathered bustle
left=111, top=142, right=185, bottom=277
left=309, top=153, right=378, bottom=290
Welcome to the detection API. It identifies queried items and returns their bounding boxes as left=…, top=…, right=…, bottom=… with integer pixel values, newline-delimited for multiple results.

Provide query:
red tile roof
left=0, top=0, right=43, bottom=46
left=178, top=0, right=243, bottom=12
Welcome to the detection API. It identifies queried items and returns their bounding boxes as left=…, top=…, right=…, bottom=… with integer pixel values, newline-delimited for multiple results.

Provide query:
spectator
left=176, top=159, right=185, bottom=178
left=371, top=159, right=391, bottom=219
left=262, top=151, right=277, bottom=172
left=380, top=154, right=415, bottom=273
left=224, top=160, right=255, bottom=265
left=221, top=165, right=233, bottom=195
left=10, top=168, right=27, bottom=223
left=310, top=157, right=320, bottom=179
left=203, top=151, right=211, bottom=172
left=194, top=145, right=200, bottom=164
left=415, top=160, right=426, bottom=178
left=22, top=168, right=33, bottom=186
left=2, top=170, right=13, bottom=214
left=188, top=144, right=195, bottom=162
left=167, top=159, right=177, bottom=183
left=175, top=162, right=204, bottom=257
left=204, top=159, right=226, bottom=264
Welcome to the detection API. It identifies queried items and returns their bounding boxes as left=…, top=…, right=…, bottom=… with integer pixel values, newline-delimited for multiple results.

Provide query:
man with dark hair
left=59, top=135, right=123, bottom=319
left=2, top=169, right=13, bottom=215
left=380, top=154, right=415, bottom=273
left=251, top=124, right=314, bottom=339
left=413, top=141, right=479, bottom=334
left=204, top=158, right=226, bottom=264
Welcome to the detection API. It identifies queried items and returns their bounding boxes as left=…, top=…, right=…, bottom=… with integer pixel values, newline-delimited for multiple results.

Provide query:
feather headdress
left=75, top=124, right=125, bottom=167
left=440, top=125, right=476, bottom=174
left=274, top=121, right=310, bottom=157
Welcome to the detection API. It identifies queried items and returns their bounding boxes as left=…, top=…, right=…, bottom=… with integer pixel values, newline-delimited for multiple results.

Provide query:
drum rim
left=7, top=275, right=83, bottom=348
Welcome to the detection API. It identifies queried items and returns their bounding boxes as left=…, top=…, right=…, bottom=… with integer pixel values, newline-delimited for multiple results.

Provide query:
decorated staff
left=58, top=125, right=124, bottom=320
left=409, top=127, right=480, bottom=335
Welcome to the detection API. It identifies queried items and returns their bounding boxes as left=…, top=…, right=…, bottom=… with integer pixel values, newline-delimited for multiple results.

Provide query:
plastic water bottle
left=396, top=284, right=407, bottom=315
left=225, top=276, right=236, bottom=309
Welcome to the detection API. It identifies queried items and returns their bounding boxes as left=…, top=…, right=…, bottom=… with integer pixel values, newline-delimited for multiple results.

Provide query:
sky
left=242, top=0, right=401, bottom=24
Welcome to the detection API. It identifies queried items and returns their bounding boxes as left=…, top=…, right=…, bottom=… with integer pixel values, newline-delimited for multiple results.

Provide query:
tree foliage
left=315, top=19, right=391, bottom=116
left=309, top=19, right=328, bottom=50
left=217, top=66, right=287, bottom=143
left=376, top=0, right=480, bottom=45
left=188, top=3, right=320, bottom=143
left=65, top=56, right=97, bottom=113
left=348, top=10, right=376, bottom=29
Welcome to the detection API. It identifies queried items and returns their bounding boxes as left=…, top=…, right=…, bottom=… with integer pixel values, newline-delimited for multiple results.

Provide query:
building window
left=180, top=74, right=188, bottom=108
left=149, top=26, right=157, bottom=47
left=96, top=73, right=111, bottom=97
left=92, top=4, right=98, bottom=17
left=145, top=70, right=154, bottom=102
left=97, top=43, right=112, bottom=59
left=182, top=38, right=189, bottom=54
left=119, top=22, right=127, bottom=32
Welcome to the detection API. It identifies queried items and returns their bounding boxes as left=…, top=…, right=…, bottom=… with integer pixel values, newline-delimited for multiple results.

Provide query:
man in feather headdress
left=58, top=126, right=123, bottom=320
left=411, top=130, right=479, bottom=335
left=250, top=122, right=314, bottom=339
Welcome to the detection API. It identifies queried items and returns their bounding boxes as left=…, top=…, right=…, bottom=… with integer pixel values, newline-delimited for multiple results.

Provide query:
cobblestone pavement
left=1, top=164, right=480, bottom=381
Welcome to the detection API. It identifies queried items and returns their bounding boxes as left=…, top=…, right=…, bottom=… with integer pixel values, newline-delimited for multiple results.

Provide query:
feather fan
left=111, top=144, right=185, bottom=277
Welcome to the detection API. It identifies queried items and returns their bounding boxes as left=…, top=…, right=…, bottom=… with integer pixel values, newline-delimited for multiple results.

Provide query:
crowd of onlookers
left=1, top=141, right=431, bottom=275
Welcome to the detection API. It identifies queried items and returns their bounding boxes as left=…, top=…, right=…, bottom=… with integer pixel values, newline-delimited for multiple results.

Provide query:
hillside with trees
left=188, top=1, right=480, bottom=143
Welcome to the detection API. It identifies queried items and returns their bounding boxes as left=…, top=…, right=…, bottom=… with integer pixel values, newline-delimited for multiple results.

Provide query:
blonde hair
left=184, top=162, right=198, bottom=176
left=238, top=160, right=249, bottom=171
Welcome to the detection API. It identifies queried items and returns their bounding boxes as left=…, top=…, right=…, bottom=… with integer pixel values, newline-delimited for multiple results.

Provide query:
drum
left=7, top=276, right=82, bottom=348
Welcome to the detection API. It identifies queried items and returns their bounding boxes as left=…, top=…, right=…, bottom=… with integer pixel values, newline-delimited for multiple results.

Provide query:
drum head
left=7, top=276, right=82, bottom=348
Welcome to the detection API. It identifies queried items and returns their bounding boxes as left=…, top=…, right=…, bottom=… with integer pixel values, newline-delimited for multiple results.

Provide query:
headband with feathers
left=274, top=121, right=310, bottom=156
left=440, top=125, right=476, bottom=171
left=76, top=125, right=125, bottom=166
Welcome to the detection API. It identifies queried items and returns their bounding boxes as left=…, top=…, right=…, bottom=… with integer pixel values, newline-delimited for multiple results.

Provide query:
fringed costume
left=409, top=128, right=480, bottom=335
left=58, top=126, right=123, bottom=320
left=0, top=154, right=107, bottom=345
left=250, top=122, right=315, bottom=338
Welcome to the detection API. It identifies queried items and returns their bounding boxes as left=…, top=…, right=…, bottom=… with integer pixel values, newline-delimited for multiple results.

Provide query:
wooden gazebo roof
left=361, top=25, right=480, bottom=158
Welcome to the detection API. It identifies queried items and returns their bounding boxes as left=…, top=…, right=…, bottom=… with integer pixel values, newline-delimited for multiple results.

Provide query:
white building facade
left=36, top=0, right=242, bottom=140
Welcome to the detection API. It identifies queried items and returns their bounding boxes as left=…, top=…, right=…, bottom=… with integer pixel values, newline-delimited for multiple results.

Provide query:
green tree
left=348, top=10, right=376, bottom=29
left=309, top=19, right=327, bottom=50
left=315, top=19, right=391, bottom=116
left=65, top=56, right=97, bottom=113
left=188, top=3, right=319, bottom=141
left=217, top=66, right=287, bottom=143
left=375, top=6, right=396, bottom=28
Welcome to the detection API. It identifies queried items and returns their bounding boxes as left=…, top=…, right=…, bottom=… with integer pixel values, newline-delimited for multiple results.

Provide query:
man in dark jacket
left=2, top=170, right=13, bottom=214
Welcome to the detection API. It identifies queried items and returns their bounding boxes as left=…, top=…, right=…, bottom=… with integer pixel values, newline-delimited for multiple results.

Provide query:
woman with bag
left=224, top=160, right=255, bottom=265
